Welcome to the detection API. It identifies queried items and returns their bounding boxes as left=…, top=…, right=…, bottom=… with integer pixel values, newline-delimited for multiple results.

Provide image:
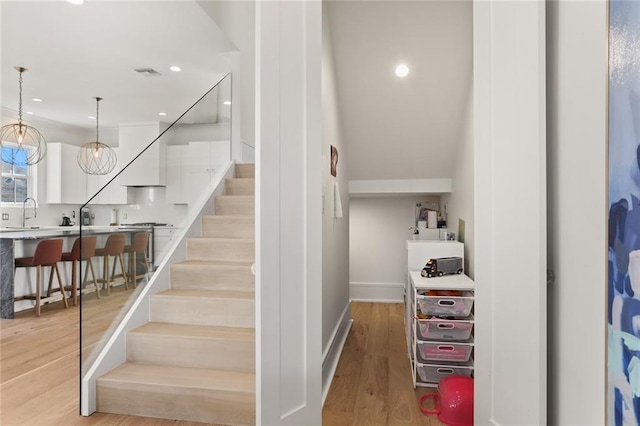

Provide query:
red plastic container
left=420, top=375, right=474, bottom=426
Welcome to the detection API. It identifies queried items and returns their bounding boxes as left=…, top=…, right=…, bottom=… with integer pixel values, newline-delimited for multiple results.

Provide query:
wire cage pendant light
left=0, top=67, right=47, bottom=165
left=78, top=97, right=116, bottom=175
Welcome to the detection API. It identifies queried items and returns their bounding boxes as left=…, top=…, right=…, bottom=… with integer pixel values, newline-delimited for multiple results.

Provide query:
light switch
left=2, top=213, right=8, bottom=220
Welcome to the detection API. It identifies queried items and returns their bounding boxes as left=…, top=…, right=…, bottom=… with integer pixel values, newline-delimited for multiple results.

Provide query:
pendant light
left=0, top=67, right=47, bottom=165
left=77, top=97, right=116, bottom=175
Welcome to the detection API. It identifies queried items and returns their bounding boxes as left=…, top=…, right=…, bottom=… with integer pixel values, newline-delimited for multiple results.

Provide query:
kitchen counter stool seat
left=123, top=232, right=150, bottom=287
left=14, top=238, right=67, bottom=316
left=61, top=236, right=99, bottom=305
left=94, top=233, right=128, bottom=295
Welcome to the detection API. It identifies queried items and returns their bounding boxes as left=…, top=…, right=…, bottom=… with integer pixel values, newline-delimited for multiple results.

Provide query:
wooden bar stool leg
left=47, top=266, right=55, bottom=297
left=88, top=260, right=100, bottom=299
left=55, top=264, right=68, bottom=308
left=71, top=259, right=78, bottom=306
left=35, top=265, right=41, bottom=317
left=119, top=254, right=129, bottom=290
left=105, top=256, right=111, bottom=296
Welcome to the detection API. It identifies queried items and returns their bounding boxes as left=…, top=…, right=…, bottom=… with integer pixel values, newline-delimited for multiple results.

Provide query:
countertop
left=409, top=270, right=474, bottom=290
left=0, top=226, right=144, bottom=240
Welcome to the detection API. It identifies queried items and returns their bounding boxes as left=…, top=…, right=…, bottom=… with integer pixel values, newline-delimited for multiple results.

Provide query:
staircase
left=96, top=163, right=256, bottom=425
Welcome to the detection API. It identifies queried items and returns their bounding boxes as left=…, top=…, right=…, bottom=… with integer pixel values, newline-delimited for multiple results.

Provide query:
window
left=1, top=145, right=32, bottom=204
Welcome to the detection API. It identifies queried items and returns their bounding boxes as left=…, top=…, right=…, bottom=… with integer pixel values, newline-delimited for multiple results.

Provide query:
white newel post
left=255, top=0, right=323, bottom=425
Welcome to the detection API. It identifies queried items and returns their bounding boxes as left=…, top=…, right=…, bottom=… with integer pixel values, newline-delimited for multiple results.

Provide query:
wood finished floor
left=1, top=298, right=442, bottom=425
left=323, top=303, right=444, bottom=426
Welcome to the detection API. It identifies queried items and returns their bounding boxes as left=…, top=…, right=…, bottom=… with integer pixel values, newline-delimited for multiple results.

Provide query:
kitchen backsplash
left=1, top=186, right=187, bottom=228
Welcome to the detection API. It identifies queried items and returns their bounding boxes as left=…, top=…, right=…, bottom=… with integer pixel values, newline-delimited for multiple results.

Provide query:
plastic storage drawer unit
left=416, top=291, right=474, bottom=317
left=418, top=340, right=474, bottom=363
left=417, top=317, right=474, bottom=341
left=416, top=362, right=474, bottom=383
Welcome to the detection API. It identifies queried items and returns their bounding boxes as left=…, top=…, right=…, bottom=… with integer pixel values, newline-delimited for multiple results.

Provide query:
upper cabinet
left=86, top=147, right=134, bottom=205
left=165, top=145, right=189, bottom=204
left=46, top=143, right=87, bottom=204
left=118, top=122, right=167, bottom=186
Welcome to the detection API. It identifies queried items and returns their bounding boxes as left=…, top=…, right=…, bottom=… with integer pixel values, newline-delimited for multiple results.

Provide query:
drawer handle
left=436, top=368, right=455, bottom=375
left=437, top=323, right=455, bottom=330
left=438, top=299, right=455, bottom=306
left=437, top=345, right=455, bottom=351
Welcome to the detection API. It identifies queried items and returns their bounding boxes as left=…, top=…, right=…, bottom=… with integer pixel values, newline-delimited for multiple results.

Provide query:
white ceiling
left=326, top=1, right=473, bottom=180
left=1, top=1, right=234, bottom=129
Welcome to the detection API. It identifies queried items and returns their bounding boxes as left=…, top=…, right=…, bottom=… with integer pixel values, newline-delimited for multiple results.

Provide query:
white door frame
left=474, top=0, right=547, bottom=424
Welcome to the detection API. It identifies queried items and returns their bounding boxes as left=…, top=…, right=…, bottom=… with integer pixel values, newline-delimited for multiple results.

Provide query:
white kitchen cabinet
left=186, top=141, right=230, bottom=204
left=154, top=227, right=180, bottom=267
left=86, top=147, right=134, bottom=205
left=165, top=145, right=188, bottom=204
left=404, top=240, right=474, bottom=388
left=46, top=143, right=88, bottom=204
left=118, top=122, right=167, bottom=186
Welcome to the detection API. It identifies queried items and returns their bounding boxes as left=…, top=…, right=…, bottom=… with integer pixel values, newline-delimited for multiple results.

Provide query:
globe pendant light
left=78, top=97, right=116, bottom=175
left=0, top=67, right=47, bottom=165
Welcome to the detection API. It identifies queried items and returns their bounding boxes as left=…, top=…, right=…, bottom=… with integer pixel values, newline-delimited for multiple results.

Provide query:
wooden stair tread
left=99, top=362, right=255, bottom=393
left=173, top=260, right=254, bottom=268
left=202, top=215, right=254, bottom=221
left=156, top=289, right=255, bottom=300
left=131, top=322, right=255, bottom=341
left=188, top=237, right=255, bottom=243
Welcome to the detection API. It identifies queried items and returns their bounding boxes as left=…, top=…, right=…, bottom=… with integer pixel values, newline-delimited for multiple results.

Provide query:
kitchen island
left=0, top=226, right=142, bottom=318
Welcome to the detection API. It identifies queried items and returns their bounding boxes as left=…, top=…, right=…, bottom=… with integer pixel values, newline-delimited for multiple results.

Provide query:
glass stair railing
left=79, top=73, right=232, bottom=376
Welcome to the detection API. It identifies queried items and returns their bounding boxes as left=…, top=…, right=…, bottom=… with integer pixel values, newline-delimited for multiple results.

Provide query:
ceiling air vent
left=134, top=68, right=162, bottom=77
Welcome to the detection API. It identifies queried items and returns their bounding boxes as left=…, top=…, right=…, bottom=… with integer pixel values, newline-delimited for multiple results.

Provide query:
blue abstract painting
left=609, top=1, right=640, bottom=424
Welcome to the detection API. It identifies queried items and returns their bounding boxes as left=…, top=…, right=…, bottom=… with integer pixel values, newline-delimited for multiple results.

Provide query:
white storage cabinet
left=46, top=143, right=87, bottom=204
left=154, top=227, right=181, bottom=267
left=408, top=271, right=475, bottom=387
left=404, top=240, right=474, bottom=388
left=165, top=145, right=188, bottom=204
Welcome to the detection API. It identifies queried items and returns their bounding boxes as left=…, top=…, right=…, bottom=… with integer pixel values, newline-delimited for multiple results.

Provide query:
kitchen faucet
left=22, top=197, right=37, bottom=228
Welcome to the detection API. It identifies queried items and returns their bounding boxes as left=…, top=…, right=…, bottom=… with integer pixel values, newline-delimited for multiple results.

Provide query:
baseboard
left=322, top=302, right=353, bottom=405
left=349, top=281, right=404, bottom=302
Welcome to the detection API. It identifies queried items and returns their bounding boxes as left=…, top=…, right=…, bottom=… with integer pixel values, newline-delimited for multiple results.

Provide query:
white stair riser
left=235, top=164, right=255, bottom=179
left=226, top=179, right=255, bottom=196
left=202, top=221, right=255, bottom=239
left=151, top=296, right=255, bottom=328
left=97, top=383, right=255, bottom=425
left=187, top=240, right=254, bottom=262
left=127, top=334, right=255, bottom=371
left=215, top=197, right=255, bottom=216
left=170, top=266, right=254, bottom=291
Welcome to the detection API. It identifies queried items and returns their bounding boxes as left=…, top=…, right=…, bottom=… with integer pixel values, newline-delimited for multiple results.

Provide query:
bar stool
left=94, top=233, right=128, bottom=295
left=14, top=238, right=67, bottom=316
left=123, top=232, right=150, bottom=287
left=61, top=236, right=99, bottom=305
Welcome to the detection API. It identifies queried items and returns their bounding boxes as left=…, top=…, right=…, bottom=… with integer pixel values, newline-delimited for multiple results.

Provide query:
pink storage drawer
left=417, top=340, right=473, bottom=363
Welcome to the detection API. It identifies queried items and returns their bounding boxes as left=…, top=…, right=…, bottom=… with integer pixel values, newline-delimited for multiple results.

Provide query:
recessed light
left=223, top=101, right=231, bottom=106
left=67, top=0, right=84, bottom=4
left=32, top=98, right=43, bottom=102
left=169, top=66, right=181, bottom=72
left=158, top=112, right=167, bottom=116
left=26, top=111, right=33, bottom=115
left=395, top=64, right=409, bottom=78
left=88, top=116, right=96, bottom=120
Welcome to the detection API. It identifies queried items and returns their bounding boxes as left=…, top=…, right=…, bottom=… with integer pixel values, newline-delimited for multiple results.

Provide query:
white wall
left=349, top=195, right=440, bottom=301
left=321, top=4, right=352, bottom=397
left=546, top=1, right=606, bottom=423
left=196, top=1, right=255, bottom=160
left=440, top=86, right=474, bottom=278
